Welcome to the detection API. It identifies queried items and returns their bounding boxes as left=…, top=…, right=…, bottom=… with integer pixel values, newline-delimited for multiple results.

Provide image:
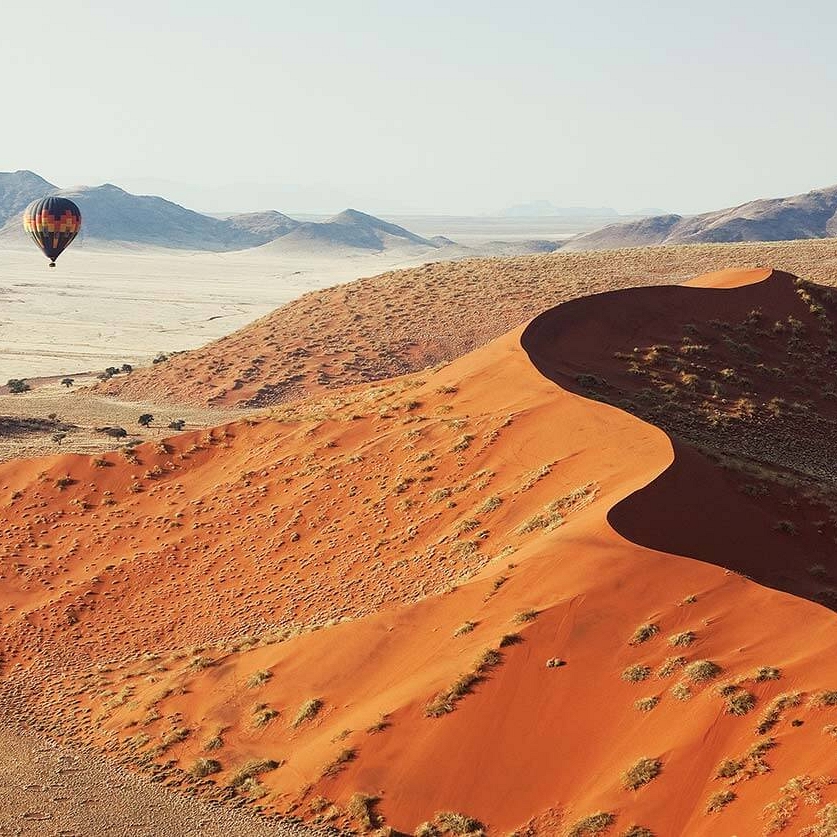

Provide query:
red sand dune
left=4, top=268, right=837, bottom=835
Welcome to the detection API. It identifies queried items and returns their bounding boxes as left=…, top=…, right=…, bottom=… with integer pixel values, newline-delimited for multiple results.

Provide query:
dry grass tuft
left=630, top=623, right=659, bottom=646
left=684, top=660, right=722, bottom=683
left=425, top=648, right=503, bottom=717
left=347, top=792, right=381, bottom=830
left=567, top=811, right=616, bottom=836
left=189, top=757, right=221, bottom=778
left=705, top=790, right=736, bottom=813
left=622, top=664, right=651, bottom=683
left=757, top=692, right=802, bottom=735
left=228, top=758, right=280, bottom=789
left=622, top=757, right=662, bottom=791
left=292, top=698, right=324, bottom=727
left=634, top=696, right=660, bottom=712
left=668, top=631, right=696, bottom=647
left=321, top=747, right=357, bottom=777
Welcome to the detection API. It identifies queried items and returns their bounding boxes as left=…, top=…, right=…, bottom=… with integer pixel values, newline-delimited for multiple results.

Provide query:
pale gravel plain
left=0, top=374, right=239, bottom=463
left=0, top=729, right=336, bottom=837
left=0, top=243, right=451, bottom=384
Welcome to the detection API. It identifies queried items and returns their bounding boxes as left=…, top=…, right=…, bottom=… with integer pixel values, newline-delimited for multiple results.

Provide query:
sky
left=2, top=0, right=836, bottom=215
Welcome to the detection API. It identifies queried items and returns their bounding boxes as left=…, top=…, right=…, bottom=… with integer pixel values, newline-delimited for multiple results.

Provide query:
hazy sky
left=3, top=1, right=836, bottom=215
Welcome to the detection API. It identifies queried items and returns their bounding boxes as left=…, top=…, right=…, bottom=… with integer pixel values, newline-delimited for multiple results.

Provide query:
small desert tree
left=138, top=413, right=154, bottom=427
left=7, top=379, right=30, bottom=394
left=168, top=419, right=186, bottom=431
left=61, top=377, right=74, bottom=388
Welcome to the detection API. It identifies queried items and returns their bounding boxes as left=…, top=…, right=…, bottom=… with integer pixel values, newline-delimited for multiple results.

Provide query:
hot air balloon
left=23, top=197, right=82, bottom=267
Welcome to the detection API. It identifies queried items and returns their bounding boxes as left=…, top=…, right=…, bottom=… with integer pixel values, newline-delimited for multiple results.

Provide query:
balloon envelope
left=23, top=197, right=82, bottom=266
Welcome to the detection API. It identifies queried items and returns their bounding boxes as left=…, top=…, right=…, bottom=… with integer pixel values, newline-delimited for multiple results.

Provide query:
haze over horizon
left=3, top=0, right=836, bottom=215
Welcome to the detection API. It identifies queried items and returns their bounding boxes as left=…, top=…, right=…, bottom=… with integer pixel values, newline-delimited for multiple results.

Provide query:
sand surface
left=4, top=266, right=837, bottom=834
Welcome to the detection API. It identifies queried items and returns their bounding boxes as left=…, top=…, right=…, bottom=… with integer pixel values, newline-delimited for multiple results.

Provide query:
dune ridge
left=94, top=238, right=837, bottom=410
left=3, top=270, right=837, bottom=835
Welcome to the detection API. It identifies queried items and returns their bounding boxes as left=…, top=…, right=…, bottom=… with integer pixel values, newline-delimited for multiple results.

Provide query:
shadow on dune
left=521, top=269, right=837, bottom=609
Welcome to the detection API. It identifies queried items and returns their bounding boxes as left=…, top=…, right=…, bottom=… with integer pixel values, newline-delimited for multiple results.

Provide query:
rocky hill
left=567, top=184, right=837, bottom=250
left=0, top=170, right=55, bottom=226
left=0, top=171, right=441, bottom=254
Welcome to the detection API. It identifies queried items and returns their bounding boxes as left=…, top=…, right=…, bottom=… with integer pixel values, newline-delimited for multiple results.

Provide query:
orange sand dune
left=4, top=268, right=837, bottom=835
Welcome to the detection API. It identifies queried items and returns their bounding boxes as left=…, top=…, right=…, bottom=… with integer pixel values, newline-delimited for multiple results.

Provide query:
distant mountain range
left=5, top=171, right=837, bottom=256
left=0, top=171, right=443, bottom=255
left=564, top=185, right=837, bottom=250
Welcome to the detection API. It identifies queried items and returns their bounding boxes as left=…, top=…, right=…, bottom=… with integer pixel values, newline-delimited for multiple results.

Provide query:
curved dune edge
left=523, top=266, right=837, bottom=607
left=3, top=268, right=837, bottom=835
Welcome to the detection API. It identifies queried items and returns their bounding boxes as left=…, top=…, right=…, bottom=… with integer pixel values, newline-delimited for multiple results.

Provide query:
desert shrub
left=630, top=623, right=659, bottom=646
left=621, top=828, right=654, bottom=837
left=292, top=698, right=323, bottom=727
left=247, top=670, right=272, bottom=688
left=807, top=802, right=837, bottom=835
left=322, top=747, right=356, bottom=777
left=567, top=812, right=616, bottom=836
left=434, top=811, right=484, bottom=834
left=453, top=621, right=476, bottom=637
left=476, top=495, right=502, bottom=514
left=706, top=790, right=736, bottom=813
left=513, top=609, right=539, bottom=624
left=754, top=666, right=781, bottom=682
left=671, top=682, right=692, bottom=701
left=622, top=664, right=651, bottom=683
left=757, top=692, right=802, bottom=735
left=668, top=631, right=695, bottom=647
left=811, top=691, right=837, bottom=708
left=452, top=434, right=474, bottom=452
left=499, top=633, right=522, bottom=648
left=204, top=733, right=223, bottom=751
left=715, top=758, right=744, bottom=779
left=367, top=714, right=391, bottom=734
left=622, top=757, right=662, bottom=790
left=190, top=757, right=221, bottom=778
left=657, top=656, right=686, bottom=678
left=426, top=648, right=503, bottom=717
left=347, top=793, right=381, bottom=829
left=228, top=758, right=280, bottom=788
left=252, top=706, right=279, bottom=727
left=684, top=660, right=722, bottom=683
left=634, top=696, right=660, bottom=712
left=725, top=690, right=756, bottom=716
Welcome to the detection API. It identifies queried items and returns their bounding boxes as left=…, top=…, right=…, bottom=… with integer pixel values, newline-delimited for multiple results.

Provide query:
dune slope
left=3, top=270, right=837, bottom=836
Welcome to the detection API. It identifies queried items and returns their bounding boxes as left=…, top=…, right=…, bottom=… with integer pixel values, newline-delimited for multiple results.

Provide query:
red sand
left=3, top=268, right=837, bottom=835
